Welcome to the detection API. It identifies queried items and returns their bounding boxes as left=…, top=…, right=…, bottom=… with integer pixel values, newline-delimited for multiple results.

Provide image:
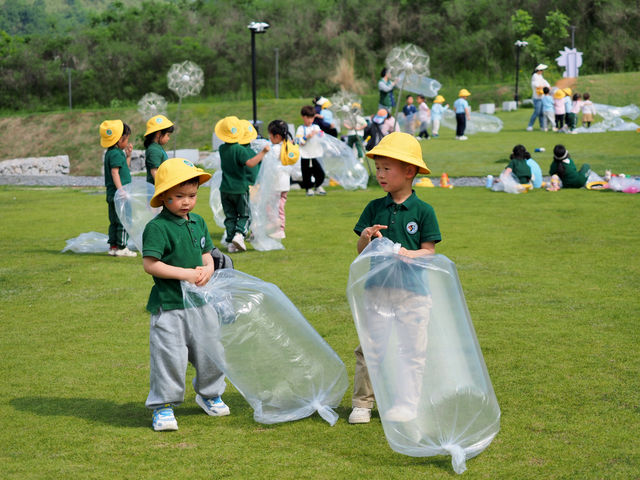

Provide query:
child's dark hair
left=583, top=92, right=590, bottom=100
left=418, top=94, right=426, bottom=100
left=268, top=119, right=291, bottom=141
left=406, top=94, right=413, bottom=99
left=510, top=144, right=529, bottom=160
left=179, top=177, right=200, bottom=188
left=301, top=105, right=316, bottom=117
left=143, top=125, right=175, bottom=148
left=543, top=86, right=550, bottom=94
left=573, top=93, right=581, bottom=101
left=380, top=67, right=387, bottom=77
left=122, top=123, right=131, bottom=137
left=553, top=144, right=568, bottom=175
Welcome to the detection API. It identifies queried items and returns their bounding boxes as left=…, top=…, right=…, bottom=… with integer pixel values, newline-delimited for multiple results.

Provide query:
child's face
left=161, top=182, right=199, bottom=219
left=375, top=157, right=415, bottom=194
left=158, top=132, right=171, bottom=146
left=117, top=134, right=130, bottom=149
left=417, top=97, right=424, bottom=104
left=302, top=115, right=314, bottom=127
left=406, top=96, right=414, bottom=105
left=269, top=132, right=283, bottom=144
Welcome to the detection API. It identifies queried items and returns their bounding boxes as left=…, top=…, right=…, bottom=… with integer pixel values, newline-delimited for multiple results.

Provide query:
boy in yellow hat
left=348, top=132, right=442, bottom=424
left=142, top=157, right=229, bottom=431
left=143, top=114, right=174, bottom=184
left=430, top=95, right=449, bottom=138
left=454, top=89, right=471, bottom=140
left=100, top=119, right=136, bottom=257
left=215, top=116, right=270, bottom=252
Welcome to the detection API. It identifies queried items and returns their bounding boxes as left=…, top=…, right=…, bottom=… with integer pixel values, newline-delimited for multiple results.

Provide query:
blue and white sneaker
left=152, top=404, right=178, bottom=431
left=196, top=395, right=230, bottom=416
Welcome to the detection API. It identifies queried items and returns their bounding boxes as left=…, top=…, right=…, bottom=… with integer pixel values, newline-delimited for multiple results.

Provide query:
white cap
left=535, top=64, right=548, bottom=71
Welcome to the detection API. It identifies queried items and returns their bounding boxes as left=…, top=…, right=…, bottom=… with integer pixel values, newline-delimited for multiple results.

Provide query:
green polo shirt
left=220, top=142, right=253, bottom=193
left=507, top=157, right=532, bottom=184
left=549, top=157, right=587, bottom=188
left=142, top=209, right=213, bottom=314
left=243, top=144, right=261, bottom=186
left=145, top=142, right=168, bottom=184
left=355, top=191, right=441, bottom=294
left=104, top=146, right=131, bottom=202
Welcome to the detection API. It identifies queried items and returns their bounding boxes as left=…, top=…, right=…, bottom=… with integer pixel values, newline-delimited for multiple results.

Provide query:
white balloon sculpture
left=167, top=60, right=205, bottom=154
left=137, top=92, right=168, bottom=122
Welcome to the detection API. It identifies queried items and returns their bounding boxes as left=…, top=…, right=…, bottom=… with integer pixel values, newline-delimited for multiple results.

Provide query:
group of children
left=540, top=87, right=596, bottom=133
left=399, top=94, right=450, bottom=139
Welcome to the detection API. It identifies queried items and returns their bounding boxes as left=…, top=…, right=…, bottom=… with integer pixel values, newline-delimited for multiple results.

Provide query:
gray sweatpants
left=145, top=304, right=226, bottom=410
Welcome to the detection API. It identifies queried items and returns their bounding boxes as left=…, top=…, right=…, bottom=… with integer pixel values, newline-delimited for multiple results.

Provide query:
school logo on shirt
left=200, top=236, right=206, bottom=248
left=406, top=221, right=418, bottom=235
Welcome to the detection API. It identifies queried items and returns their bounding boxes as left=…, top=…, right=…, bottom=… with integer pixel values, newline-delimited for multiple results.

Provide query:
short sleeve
left=142, top=222, right=165, bottom=259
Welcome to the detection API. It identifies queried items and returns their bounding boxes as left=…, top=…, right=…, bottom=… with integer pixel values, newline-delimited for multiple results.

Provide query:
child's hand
left=262, top=145, right=270, bottom=153
left=194, top=264, right=214, bottom=287
left=362, top=224, right=387, bottom=241
left=124, top=143, right=133, bottom=157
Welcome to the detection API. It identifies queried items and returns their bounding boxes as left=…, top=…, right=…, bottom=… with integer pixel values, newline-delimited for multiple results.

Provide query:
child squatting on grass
left=100, top=119, right=136, bottom=257
left=349, top=132, right=442, bottom=424
left=142, top=158, right=230, bottom=432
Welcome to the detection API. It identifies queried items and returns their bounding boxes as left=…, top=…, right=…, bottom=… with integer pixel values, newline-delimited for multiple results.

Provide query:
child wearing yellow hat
left=142, top=157, right=230, bottom=431
left=430, top=95, right=449, bottom=138
left=100, top=119, right=136, bottom=257
left=143, top=114, right=174, bottom=184
left=348, top=132, right=442, bottom=424
left=454, top=89, right=471, bottom=140
left=553, top=88, right=566, bottom=130
left=216, top=116, right=270, bottom=252
left=238, top=119, right=261, bottom=187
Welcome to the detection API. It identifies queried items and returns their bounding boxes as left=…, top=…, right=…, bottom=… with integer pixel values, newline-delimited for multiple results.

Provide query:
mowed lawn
left=1, top=181, right=638, bottom=479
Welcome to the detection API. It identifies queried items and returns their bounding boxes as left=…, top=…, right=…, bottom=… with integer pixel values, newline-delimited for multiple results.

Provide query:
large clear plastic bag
left=208, top=170, right=226, bottom=229
left=593, top=103, right=639, bottom=121
left=346, top=238, right=500, bottom=474
left=248, top=143, right=286, bottom=251
left=396, top=72, right=442, bottom=98
left=441, top=110, right=503, bottom=134
left=491, top=170, right=526, bottom=194
left=607, top=176, right=640, bottom=193
left=61, top=232, right=110, bottom=253
left=114, top=181, right=161, bottom=252
left=182, top=269, right=348, bottom=425
left=318, top=135, right=368, bottom=190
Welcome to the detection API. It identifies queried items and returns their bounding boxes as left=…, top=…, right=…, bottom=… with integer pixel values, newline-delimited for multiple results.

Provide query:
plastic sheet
left=607, top=176, right=640, bottom=193
left=208, top=170, right=226, bottom=229
left=114, top=181, right=162, bottom=252
left=200, top=151, right=221, bottom=170
left=248, top=142, right=286, bottom=251
left=491, top=170, right=526, bottom=194
left=346, top=238, right=500, bottom=474
left=396, top=72, right=442, bottom=98
left=318, top=135, right=368, bottom=190
left=61, top=232, right=110, bottom=253
left=182, top=269, right=348, bottom=425
left=593, top=103, right=639, bottom=121
left=440, top=110, right=503, bottom=134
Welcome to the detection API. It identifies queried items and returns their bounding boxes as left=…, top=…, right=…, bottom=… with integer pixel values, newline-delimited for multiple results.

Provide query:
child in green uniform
left=348, top=132, right=442, bottom=424
left=100, top=119, right=136, bottom=257
left=142, top=157, right=229, bottom=432
left=549, top=144, right=591, bottom=188
left=215, top=116, right=270, bottom=253
left=238, top=119, right=261, bottom=188
left=503, top=144, right=532, bottom=184
left=143, top=114, right=174, bottom=184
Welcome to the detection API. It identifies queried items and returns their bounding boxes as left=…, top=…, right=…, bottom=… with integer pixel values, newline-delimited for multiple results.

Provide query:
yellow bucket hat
left=434, top=95, right=445, bottom=104
left=214, top=116, right=242, bottom=144
left=99, top=120, right=124, bottom=148
left=553, top=89, right=565, bottom=99
left=144, top=115, right=174, bottom=137
left=563, top=87, right=573, bottom=96
left=458, top=88, right=471, bottom=97
left=150, top=158, right=212, bottom=208
left=366, top=132, right=430, bottom=174
left=238, top=119, right=258, bottom=144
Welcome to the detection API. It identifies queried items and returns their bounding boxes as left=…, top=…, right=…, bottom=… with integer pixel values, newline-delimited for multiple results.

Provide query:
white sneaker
left=114, top=247, right=137, bottom=257
left=152, top=405, right=178, bottom=431
left=231, top=233, right=246, bottom=251
left=348, top=407, right=371, bottom=424
left=383, top=405, right=417, bottom=423
left=227, top=243, right=238, bottom=253
left=196, top=395, right=230, bottom=417
left=315, top=186, right=327, bottom=195
left=306, top=189, right=314, bottom=196
left=269, top=230, right=286, bottom=239
left=526, top=126, right=533, bottom=131
left=108, top=248, right=117, bottom=256
left=459, top=135, right=468, bottom=140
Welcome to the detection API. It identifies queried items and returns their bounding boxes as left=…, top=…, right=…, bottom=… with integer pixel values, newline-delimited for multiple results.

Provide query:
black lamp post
left=248, top=21, right=270, bottom=134
left=514, top=40, right=528, bottom=102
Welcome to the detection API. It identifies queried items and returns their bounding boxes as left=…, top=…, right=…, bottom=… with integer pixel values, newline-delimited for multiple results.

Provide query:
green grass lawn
left=1, top=183, right=638, bottom=479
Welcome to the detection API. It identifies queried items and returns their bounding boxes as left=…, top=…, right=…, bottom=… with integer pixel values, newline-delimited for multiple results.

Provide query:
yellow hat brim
left=150, top=158, right=212, bottom=207
left=366, top=132, right=430, bottom=174
left=145, top=115, right=174, bottom=137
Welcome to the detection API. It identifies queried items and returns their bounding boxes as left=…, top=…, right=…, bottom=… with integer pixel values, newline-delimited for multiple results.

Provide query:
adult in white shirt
left=526, top=63, right=550, bottom=131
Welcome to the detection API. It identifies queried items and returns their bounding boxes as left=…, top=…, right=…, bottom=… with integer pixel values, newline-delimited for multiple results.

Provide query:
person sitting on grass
left=549, top=144, right=591, bottom=189
left=349, top=132, right=441, bottom=425
left=142, top=157, right=229, bottom=432
left=503, top=144, right=533, bottom=185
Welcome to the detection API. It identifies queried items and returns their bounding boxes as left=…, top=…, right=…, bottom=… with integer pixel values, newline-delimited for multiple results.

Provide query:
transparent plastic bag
left=346, top=238, right=500, bottom=474
left=440, top=110, right=503, bottom=134
left=61, top=231, right=110, bottom=253
left=182, top=269, right=348, bottom=425
left=396, top=72, right=442, bottom=98
left=114, top=181, right=161, bottom=252
left=607, top=176, right=640, bottom=193
left=491, top=170, right=526, bottom=194
left=248, top=145, right=285, bottom=251
left=208, top=170, right=226, bottom=229
left=318, top=135, right=368, bottom=190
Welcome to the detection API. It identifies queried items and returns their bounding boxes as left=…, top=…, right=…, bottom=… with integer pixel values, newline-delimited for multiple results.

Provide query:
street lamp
left=248, top=21, right=270, bottom=134
left=514, top=40, right=528, bottom=102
